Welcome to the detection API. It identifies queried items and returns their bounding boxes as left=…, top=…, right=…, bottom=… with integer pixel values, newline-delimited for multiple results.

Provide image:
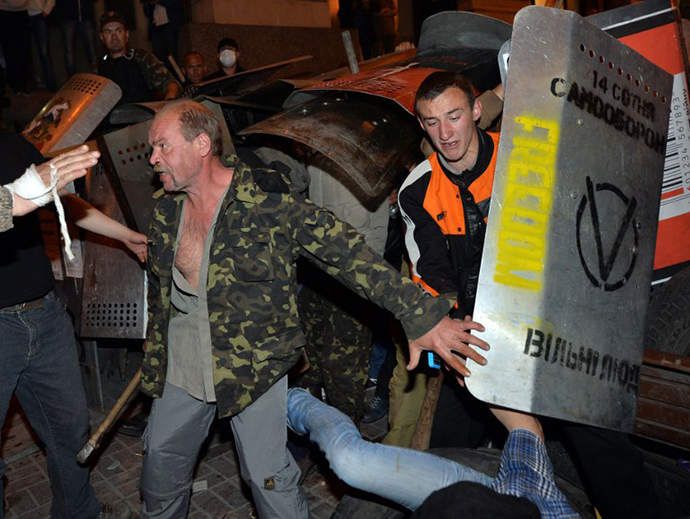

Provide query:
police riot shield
left=467, top=7, right=673, bottom=431
left=22, top=74, right=121, bottom=154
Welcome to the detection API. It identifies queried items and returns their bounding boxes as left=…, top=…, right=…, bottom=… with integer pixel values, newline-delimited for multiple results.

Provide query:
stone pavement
left=2, top=363, right=388, bottom=519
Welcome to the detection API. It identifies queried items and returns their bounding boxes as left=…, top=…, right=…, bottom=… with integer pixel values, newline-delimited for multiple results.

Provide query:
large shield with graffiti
left=467, top=7, right=673, bottom=431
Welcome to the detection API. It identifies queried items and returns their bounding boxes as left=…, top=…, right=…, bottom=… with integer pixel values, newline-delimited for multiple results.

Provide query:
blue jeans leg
left=0, top=291, right=99, bottom=519
left=0, top=315, right=22, bottom=519
left=368, top=337, right=388, bottom=381
left=287, top=388, right=493, bottom=510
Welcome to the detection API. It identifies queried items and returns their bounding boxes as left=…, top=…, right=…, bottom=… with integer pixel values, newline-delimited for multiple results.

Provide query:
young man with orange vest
left=400, top=72, right=498, bottom=325
left=398, top=70, right=498, bottom=449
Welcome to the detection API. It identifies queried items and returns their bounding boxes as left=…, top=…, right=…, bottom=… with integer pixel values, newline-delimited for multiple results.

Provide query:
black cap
left=100, top=11, right=127, bottom=30
left=217, top=38, right=238, bottom=53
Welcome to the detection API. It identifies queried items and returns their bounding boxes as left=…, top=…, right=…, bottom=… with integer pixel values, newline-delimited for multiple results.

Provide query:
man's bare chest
left=175, top=209, right=214, bottom=288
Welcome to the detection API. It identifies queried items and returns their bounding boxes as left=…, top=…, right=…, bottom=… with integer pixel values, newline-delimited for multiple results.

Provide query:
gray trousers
left=140, top=376, right=309, bottom=518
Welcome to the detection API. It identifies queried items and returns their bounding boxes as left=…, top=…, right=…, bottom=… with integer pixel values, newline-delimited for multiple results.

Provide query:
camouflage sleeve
left=289, top=191, right=454, bottom=340
left=0, top=186, right=13, bottom=232
left=135, top=49, right=181, bottom=94
left=142, top=204, right=167, bottom=396
left=145, top=222, right=162, bottom=347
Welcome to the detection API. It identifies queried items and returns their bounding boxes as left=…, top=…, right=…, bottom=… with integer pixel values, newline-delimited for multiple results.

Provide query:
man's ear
left=416, top=116, right=426, bottom=131
left=472, top=98, right=483, bottom=123
left=195, top=132, right=212, bottom=157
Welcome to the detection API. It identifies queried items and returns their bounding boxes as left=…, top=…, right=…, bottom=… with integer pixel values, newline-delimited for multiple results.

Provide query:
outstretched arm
left=489, top=405, right=544, bottom=441
left=62, top=194, right=148, bottom=262
left=490, top=408, right=579, bottom=517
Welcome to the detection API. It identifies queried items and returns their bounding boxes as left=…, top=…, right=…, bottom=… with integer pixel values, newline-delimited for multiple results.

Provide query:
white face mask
left=219, top=49, right=237, bottom=68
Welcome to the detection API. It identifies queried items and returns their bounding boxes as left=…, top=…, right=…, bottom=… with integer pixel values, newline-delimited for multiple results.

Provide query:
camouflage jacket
left=130, top=48, right=179, bottom=93
left=143, top=154, right=454, bottom=418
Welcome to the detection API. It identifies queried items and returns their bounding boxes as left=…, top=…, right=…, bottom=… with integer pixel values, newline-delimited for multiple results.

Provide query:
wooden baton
left=76, top=367, right=142, bottom=464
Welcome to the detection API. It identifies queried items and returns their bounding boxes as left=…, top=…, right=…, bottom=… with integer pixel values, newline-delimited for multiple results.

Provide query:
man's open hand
left=43, top=145, right=100, bottom=193
left=408, top=315, right=489, bottom=383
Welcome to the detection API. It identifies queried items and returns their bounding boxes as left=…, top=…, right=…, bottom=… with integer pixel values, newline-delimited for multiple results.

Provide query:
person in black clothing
left=181, top=51, right=206, bottom=87
left=97, top=11, right=180, bottom=109
left=0, top=3, right=31, bottom=94
left=204, top=37, right=244, bottom=81
left=0, top=130, right=146, bottom=519
left=142, top=0, right=182, bottom=69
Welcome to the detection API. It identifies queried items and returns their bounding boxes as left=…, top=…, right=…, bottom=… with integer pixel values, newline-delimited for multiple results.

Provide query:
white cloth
left=4, top=163, right=54, bottom=206
left=4, top=163, right=74, bottom=260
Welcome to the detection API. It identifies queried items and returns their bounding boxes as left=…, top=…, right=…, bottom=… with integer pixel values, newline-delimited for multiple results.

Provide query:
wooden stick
left=410, top=369, right=444, bottom=451
left=76, top=367, right=142, bottom=464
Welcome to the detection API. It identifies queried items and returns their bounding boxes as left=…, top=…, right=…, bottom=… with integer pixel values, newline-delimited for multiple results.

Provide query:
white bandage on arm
left=4, top=163, right=55, bottom=206
left=4, top=163, right=75, bottom=260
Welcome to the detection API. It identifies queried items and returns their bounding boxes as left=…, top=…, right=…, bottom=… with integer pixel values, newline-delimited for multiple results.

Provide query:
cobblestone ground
left=2, top=360, right=388, bottom=519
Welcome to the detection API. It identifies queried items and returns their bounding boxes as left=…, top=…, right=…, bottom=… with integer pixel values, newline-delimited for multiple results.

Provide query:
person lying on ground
left=287, top=387, right=579, bottom=519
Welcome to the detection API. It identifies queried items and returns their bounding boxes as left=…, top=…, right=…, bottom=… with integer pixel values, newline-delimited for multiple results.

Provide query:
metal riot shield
left=80, top=114, right=155, bottom=339
left=22, top=74, right=121, bottom=153
left=467, top=7, right=673, bottom=431
left=239, top=88, right=425, bottom=202
left=80, top=160, right=148, bottom=340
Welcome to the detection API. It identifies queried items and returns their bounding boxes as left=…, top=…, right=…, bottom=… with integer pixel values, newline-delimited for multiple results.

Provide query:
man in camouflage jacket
left=98, top=11, right=180, bottom=109
left=140, top=100, right=489, bottom=519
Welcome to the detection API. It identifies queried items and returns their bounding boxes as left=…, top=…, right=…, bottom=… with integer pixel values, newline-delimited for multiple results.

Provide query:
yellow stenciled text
left=493, top=116, right=559, bottom=290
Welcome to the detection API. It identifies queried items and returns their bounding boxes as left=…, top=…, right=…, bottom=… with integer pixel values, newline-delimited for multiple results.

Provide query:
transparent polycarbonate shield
left=467, top=7, right=672, bottom=431
left=22, top=74, right=121, bottom=154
